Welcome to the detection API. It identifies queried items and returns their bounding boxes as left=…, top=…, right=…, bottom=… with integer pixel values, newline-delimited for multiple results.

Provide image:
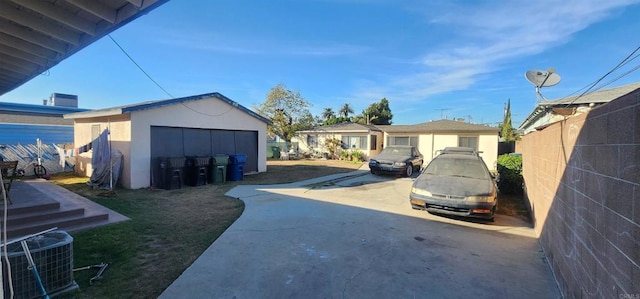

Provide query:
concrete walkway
left=160, top=166, right=560, bottom=298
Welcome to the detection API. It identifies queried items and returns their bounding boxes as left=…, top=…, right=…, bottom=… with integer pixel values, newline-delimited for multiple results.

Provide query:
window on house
left=387, top=136, right=418, bottom=147
left=459, top=136, right=478, bottom=151
left=341, top=136, right=366, bottom=149
left=370, top=135, right=377, bottom=150
left=307, top=135, right=318, bottom=148
left=90, top=124, right=101, bottom=152
left=91, top=124, right=100, bottom=140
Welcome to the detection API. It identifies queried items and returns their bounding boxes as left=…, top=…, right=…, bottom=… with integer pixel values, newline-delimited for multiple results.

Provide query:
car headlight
left=466, top=195, right=495, bottom=202
left=411, top=187, right=432, bottom=197
left=393, top=161, right=406, bottom=167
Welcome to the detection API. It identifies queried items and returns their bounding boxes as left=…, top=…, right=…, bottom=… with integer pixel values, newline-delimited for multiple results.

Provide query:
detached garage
left=64, top=92, right=270, bottom=189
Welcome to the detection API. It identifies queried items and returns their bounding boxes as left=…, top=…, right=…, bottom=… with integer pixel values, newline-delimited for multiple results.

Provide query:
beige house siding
left=72, top=114, right=131, bottom=182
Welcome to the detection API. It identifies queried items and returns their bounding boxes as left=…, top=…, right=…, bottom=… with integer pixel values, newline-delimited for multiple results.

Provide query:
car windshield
left=424, top=157, right=489, bottom=179
left=380, top=147, right=411, bottom=156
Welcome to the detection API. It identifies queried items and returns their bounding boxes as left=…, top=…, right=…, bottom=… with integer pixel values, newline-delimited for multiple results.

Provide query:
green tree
left=358, top=98, right=393, bottom=125
left=322, top=116, right=351, bottom=126
left=321, top=108, right=335, bottom=121
left=255, top=83, right=313, bottom=142
left=338, top=103, right=354, bottom=118
left=499, top=99, right=518, bottom=141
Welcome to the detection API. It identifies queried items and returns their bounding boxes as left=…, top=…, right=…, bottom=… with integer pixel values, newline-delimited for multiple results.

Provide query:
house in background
left=293, top=122, right=384, bottom=159
left=294, top=119, right=499, bottom=170
left=376, top=119, right=499, bottom=170
left=64, top=92, right=271, bottom=189
left=0, top=96, right=90, bottom=174
left=518, top=82, right=640, bottom=134
left=0, top=94, right=88, bottom=144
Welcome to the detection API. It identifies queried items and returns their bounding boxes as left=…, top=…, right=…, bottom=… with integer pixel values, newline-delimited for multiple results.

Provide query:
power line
left=566, top=45, right=640, bottom=105
left=108, top=34, right=237, bottom=117
left=108, top=34, right=174, bottom=99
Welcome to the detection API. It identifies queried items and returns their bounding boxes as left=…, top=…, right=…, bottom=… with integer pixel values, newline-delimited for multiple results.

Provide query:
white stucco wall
left=128, top=97, right=267, bottom=189
left=478, top=134, right=499, bottom=171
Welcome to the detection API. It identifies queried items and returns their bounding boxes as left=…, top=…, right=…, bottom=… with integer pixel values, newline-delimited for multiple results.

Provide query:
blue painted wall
left=0, top=124, right=74, bottom=144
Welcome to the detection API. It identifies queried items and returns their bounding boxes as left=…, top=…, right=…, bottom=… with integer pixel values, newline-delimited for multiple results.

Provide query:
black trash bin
left=166, top=157, right=185, bottom=189
left=210, top=154, right=229, bottom=184
left=185, top=156, right=210, bottom=186
left=227, top=154, right=247, bottom=181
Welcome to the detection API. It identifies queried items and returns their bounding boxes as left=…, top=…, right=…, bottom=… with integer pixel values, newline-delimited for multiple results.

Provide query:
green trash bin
left=211, top=154, right=229, bottom=184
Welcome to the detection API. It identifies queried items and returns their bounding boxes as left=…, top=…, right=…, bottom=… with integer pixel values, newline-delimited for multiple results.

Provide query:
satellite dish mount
left=525, top=67, right=561, bottom=102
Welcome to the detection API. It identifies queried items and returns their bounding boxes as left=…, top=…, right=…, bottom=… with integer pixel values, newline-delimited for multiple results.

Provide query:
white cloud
left=350, top=0, right=640, bottom=102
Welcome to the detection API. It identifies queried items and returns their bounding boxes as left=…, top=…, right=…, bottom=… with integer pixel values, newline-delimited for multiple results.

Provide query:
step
left=0, top=201, right=61, bottom=216
left=7, top=213, right=110, bottom=239
left=4, top=208, right=86, bottom=226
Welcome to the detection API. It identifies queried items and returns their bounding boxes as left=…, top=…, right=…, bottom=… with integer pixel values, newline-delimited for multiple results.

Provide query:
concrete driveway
left=160, top=169, right=560, bottom=298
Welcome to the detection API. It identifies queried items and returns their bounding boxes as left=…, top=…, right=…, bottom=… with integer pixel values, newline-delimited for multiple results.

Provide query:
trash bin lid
left=195, top=157, right=211, bottom=166
left=213, top=154, right=229, bottom=165
left=229, top=154, right=247, bottom=164
left=168, top=157, right=185, bottom=167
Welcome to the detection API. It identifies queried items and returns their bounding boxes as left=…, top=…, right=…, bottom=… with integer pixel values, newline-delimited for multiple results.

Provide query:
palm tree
left=339, top=103, right=354, bottom=118
left=321, top=107, right=335, bottom=120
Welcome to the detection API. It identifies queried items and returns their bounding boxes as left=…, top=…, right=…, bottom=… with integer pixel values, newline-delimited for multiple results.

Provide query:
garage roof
left=0, top=0, right=169, bottom=96
left=63, top=92, right=272, bottom=124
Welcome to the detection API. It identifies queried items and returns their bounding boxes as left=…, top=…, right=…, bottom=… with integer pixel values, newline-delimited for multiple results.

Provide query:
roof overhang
left=0, top=0, right=169, bottom=96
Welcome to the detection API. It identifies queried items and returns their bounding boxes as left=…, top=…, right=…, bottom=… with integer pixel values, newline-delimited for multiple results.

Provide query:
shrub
left=496, top=154, right=523, bottom=194
left=350, top=150, right=364, bottom=162
left=340, top=150, right=350, bottom=160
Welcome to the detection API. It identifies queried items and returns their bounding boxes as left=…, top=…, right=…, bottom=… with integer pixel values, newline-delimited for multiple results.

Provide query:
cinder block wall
left=518, top=90, right=639, bottom=298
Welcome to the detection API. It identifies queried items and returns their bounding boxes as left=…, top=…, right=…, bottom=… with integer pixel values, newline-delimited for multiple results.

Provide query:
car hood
left=371, top=153, right=411, bottom=162
left=412, top=174, right=494, bottom=197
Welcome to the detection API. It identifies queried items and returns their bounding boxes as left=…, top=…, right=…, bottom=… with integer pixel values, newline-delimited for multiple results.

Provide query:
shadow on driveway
left=160, top=173, right=559, bottom=299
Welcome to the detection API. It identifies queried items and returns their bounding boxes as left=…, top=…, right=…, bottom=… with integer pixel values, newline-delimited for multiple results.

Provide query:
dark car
left=368, top=145, right=423, bottom=177
left=409, top=147, right=497, bottom=220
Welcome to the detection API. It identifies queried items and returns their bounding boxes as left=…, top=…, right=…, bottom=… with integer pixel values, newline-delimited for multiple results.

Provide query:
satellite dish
left=525, top=69, right=561, bottom=87
left=525, top=67, right=561, bottom=102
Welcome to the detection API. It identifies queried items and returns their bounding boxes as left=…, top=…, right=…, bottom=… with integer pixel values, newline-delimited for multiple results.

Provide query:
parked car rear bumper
left=409, top=193, right=496, bottom=220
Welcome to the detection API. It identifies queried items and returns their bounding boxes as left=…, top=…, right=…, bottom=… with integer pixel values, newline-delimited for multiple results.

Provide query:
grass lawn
left=56, top=159, right=363, bottom=298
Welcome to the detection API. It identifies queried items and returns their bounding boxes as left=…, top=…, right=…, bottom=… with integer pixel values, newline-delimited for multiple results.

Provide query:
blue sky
left=2, top=0, right=640, bottom=127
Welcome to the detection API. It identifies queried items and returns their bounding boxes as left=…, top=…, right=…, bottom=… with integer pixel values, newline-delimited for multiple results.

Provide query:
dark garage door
left=150, top=126, right=258, bottom=188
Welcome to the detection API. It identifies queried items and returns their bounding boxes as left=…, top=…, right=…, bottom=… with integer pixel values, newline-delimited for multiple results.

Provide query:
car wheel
left=370, top=169, right=378, bottom=175
left=405, top=163, right=413, bottom=177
